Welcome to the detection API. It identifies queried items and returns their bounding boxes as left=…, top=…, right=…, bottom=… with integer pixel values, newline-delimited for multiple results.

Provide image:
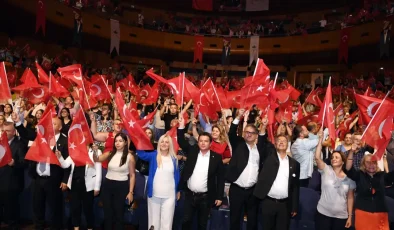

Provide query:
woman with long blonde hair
left=136, top=135, right=180, bottom=230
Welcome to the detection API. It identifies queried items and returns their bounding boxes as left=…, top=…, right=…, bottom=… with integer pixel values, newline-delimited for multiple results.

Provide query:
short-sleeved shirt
left=317, top=165, right=356, bottom=219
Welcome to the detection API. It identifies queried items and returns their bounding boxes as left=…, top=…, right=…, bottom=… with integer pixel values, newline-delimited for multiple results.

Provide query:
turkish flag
left=361, top=98, right=394, bottom=160
left=18, top=68, right=38, bottom=85
left=142, top=81, right=160, bottom=105
left=68, top=108, right=94, bottom=166
left=49, top=73, right=69, bottom=98
left=0, top=132, right=13, bottom=168
left=91, top=76, right=112, bottom=102
left=139, top=84, right=151, bottom=98
left=25, top=132, right=60, bottom=166
left=275, top=101, right=293, bottom=123
left=225, top=90, right=242, bottom=109
left=126, top=74, right=140, bottom=97
left=79, top=84, right=98, bottom=110
left=192, top=0, right=212, bottom=11
left=354, top=93, right=382, bottom=125
left=338, top=27, right=350, bottom=64
left=35, top=61, right=49, bottom=84
left=22, top=86, right=50, bottom=104
left=337, top=110, right=358, bottom=140
left=137, top=109, right=157, bottom=128
left=194, top=36, right=204, bottom=63
left=36, top=0, right=46, bottom=36
left=167, top=73, right=185, bottom=105
left=318, top=79, right=336, bottom=148
left=166, top=126, right=179, bottom=153
left=37, top=111, right=56, bottom=147
left=297, top=112, right=320, bottom=126
left=184, top=78, right=200, bottom=103
left=115, top=89, right=153, bottom=150
left=58, top=64, right=83, bottom=86
left=253, top=59, right=271, bottom=78
left=305, top=88, right=323, bottom=107
left=128, top=100, right=140, bottom=120
left=297, top=103, right=304, bottom=121
left=0, top=62, right=12, bottom=104
left=42, top=100, right=57, bottom=118
left=334, top=103, right=344, bottom=117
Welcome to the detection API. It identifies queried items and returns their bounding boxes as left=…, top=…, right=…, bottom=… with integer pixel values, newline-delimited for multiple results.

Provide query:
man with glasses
left=345, top=132, right=374, bottom=170
left=226, top=109, right=265, bottom=230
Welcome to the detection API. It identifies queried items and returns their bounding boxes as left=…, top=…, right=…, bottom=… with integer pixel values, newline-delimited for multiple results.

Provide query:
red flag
left=58, top=65, right=83, bottom=86
left=137, top=109, right=157, bottom=128
left=68, top=108, right=94, bottom=166
left=253, top=59, right=271, bottom=79
left=0, top=132, right=13, bottom=167
left=334, top=103, right=344, bottom=117
left=166, top=126, right=179, bottom=153
left=194, top=36, right=204, bottom=63
left=275, top=102, right=293, bottom=123
left=297, top=112, right=320, bottom=126
left=49, top=73, right=69, bottom=98
left=305, top=88, right=323, bottom=107
left=42, top=100, right=57, bottom=118
left=22, top=86, right=50, bottom=104
left=318, top=78, right=336, bottom=148
left=167, top=73, right=185, bottom=105
left=354, top=93, right=382, bottom=125
left=37, top=110, right=56, bottom=147
left=337, top=110, right=358, bottom=140
left=17, top=68, right=38, bottom=85
left=361, top=98, right=394, bottom=160
left=91, top=76, right=112, bottom=102
left=79, top=84, right=98, bottom=110
left=142, top=82, right=160, bottom=105
left=225, top=90, right=242, bottom=109
left=338, top=27, right=350, bottom=64
left=0, top=62, right=12, bottom=104
left=192, top=0, right=212, bottom=11
left=297, top=103, right=304, bottom=121
left=36, top=0, right=46, bottom=36
left=25, top=132, right=60, bottom=166
left=115, top=89, right=153, bottom=150
left=35, top=61, right=50, bottom=84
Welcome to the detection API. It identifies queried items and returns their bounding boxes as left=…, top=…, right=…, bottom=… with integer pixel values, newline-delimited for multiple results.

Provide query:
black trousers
left=315, top=212, right=347, bottom=230
left=32, top=177, right=63, bottom=230
left=229, top=184, right=258, bottom=230
left=182, top=191, right=211, bottom=230
left=299, top=178, right=310, bottom=188
left=102, top=178, right=129, bottom=230
left=261, top=197, right=290, bottom=230
left=0, top=190, right=21, bottom=229
left=70, top=177, right=94, bottom=229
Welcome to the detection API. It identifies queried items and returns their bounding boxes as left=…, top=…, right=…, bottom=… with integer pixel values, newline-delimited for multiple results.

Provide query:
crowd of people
left=0, top=54, right=393, bottom=230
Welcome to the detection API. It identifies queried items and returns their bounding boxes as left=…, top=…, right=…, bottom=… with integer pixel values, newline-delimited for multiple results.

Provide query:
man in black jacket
left=226, top=109, right=265, bottom=230
left=177, top=114, right=225, bottom=230
left=254, top=117, right=300, bottom=230
left=0, top=122, right=27, bottom=229
left=13, top=114, right=71, bottom=230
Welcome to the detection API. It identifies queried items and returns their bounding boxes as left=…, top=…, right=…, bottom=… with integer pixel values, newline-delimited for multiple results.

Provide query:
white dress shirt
left=36, top=133, right=60, bottom=176
left=187, top=151, right=210, bottom=193
left=234, top=143, right=260, bottom=188
left=268, top=153, right=290, bottom=199
left=291, top=138, right=319, bottom=179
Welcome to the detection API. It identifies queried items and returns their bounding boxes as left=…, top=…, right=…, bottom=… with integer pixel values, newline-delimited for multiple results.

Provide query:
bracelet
left=129, top=191, right=134, bottom=194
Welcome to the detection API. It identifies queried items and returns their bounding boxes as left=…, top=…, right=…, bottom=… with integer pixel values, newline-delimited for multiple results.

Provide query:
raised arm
left=191, top=118, right=199, bottom=141
left=314, top=130, right=326, bottom=171
left=180, top=99, right=193, bottom=114
left=136, top=150, right=156, bottom=161
left=229, top=109, right=245, bottom=151
left=177, top=113, right=190, bottom=153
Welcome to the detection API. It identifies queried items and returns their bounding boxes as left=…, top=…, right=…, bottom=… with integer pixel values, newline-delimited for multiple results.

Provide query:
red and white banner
left=36, top=0, right=46, bottom=35
left=194, top=36, right=204, bottom=64
left=110, top=19, right=120, bottom=55
left=249, top=36, right=259, bottom=66
left=338, top=27, right=350, bottom=64
left=245, top=0, right=269, bottom=11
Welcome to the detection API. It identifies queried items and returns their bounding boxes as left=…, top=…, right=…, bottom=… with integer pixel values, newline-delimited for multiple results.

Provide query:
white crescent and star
left=37, top=125, right=45, bottom=135
left=73, top=75, right=82, bottom=81
left=256, top=85, right=264, bottom=92
left=328, top=103, right=335, bottom=124
left=168, top=83, right=179, bottom=95
left=367, top=102, right=379, bottom=117
left=199, top=93, right=207, bottom=106
left=32, top=88, right=45, bottom=98
left=38, top=0, right=44, bottom=8
left=68, top=124, right=85, bottom=144
left=140, top=89, right=149, bottom=96
left=122, top=105, right=128, bottom=117
left=91, top=84, right=101, bottom=96
left=378, top=119, right=387, bottom=139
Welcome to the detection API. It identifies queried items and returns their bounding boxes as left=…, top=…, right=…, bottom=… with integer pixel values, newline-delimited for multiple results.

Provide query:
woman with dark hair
left=59, top=108, right=72, bottom=135
left=3, top=103, right=13, bottom=122
left=53, top=95, right=79, bottom=118
left=314, top=132, right=355, bottom=230
left=93, top=133, right=136, bottom=230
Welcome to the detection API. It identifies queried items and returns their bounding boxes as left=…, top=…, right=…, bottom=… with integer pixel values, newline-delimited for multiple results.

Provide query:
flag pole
left=210, top=78, right=222, bottom=110
left=79, top=68, right=91, bottom=110
left=101, top=75, right=112, bottom=98
left=180, top=72, right=185, bottom=111
left=361, top=86, right=394, bottom=140
left=321, top=77, right=331, bottom=127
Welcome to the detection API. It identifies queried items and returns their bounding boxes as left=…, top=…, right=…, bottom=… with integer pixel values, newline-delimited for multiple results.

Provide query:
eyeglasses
left=244, top=131, right=258, bottom=135
left=365, top=161, right=377, bottom=165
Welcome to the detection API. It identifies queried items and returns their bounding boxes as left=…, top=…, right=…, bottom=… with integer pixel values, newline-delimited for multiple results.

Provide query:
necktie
left=39, top=162, right=46, bottom=173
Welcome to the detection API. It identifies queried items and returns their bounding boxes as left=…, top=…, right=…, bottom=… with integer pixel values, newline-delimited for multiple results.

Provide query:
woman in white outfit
left=136, top=135, right=180, bottom=230
left=58, top=143, right=102, bottom=230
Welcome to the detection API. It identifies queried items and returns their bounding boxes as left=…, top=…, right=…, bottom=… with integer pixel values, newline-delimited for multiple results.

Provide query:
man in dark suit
left=226, top=109, right=264, bottom=230
left=0, top=121, right=27, bottom=229
left=13, top=115, right=71, bottom=230
left=177, top=114, right=225, bottom=230
left=254, top=117, right=300, bottom=230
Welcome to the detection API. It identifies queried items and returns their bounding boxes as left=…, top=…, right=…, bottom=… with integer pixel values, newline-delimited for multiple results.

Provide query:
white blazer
left=59, top=148, right=102, bottom=192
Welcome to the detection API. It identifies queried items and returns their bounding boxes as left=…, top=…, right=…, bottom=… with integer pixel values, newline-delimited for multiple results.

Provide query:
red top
left=210, top=141, right=231, bottom=159
left=102, top=132, right=115, bottom=169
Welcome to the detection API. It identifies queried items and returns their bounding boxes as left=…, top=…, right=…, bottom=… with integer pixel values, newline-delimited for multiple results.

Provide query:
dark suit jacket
left=15, top=124, right=71, bottom=185
left=226, top=122, right=266, bottom=183
left=177, top=128, right=225, bottom=206
left=253, top=134, right=301, bottom=213
left=0, top=136, right=28, bottom=192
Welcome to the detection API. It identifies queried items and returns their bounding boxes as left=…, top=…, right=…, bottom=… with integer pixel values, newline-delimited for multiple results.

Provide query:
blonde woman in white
left=136, top=135, right=180, bottom=230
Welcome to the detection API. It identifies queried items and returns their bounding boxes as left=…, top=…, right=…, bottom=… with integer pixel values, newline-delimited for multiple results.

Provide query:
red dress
left=210, top=141, right=231, bottom=159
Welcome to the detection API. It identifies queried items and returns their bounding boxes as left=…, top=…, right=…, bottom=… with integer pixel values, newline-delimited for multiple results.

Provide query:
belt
left=38, top=175, right=50, bottom=179
left=188, top=190, right=208, bottom=196
left=266, top=196, right=288, bottom=203
left=232, top=183, right=255, bottom=190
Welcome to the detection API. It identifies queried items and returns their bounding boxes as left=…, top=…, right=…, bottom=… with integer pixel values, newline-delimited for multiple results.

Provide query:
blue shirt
left=136, top=150, right=180, bottom=198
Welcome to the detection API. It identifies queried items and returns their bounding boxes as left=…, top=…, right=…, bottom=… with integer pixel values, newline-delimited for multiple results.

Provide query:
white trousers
left=147, top=195, right=176, bottom=230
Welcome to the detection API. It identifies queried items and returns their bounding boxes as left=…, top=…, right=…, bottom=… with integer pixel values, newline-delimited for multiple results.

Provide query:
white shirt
left=187, top=151, right=210, bottom=193
left=268, top=153, right=289, bottom=199
left=36, top=133, right=60, bottom=176
left=106, top=152, right=131, bottom=181
left=291, top=138, right=319, bottom=179
left=234, top=143, right=260, bottom=188
left=153, top=155, right=175, bottom=198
